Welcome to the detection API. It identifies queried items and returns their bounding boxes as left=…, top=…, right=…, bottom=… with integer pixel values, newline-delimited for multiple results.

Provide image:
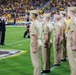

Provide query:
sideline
left=6, top=26, right=26, bottom=27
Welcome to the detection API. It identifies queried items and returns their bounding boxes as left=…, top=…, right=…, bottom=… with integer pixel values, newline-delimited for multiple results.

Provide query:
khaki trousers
left=0, top=31, right=2, bottom=44
left=67, top=38, right=76, bottom=75
left=61, top=39, right=66, bottom=60
left=42, top=41, right=51, bottom=70
left=30, top=44, right=41, bottom=75
left=54, top=43, right=61, bottom=64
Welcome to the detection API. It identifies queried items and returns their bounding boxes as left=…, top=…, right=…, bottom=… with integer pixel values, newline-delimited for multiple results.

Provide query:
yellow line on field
left=0, top=50, right=27, bottom=60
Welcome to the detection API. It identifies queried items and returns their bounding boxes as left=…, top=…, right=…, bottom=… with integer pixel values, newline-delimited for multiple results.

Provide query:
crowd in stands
left=0, top=0, right=76, bottom=24
left=41, top=0, right=76, bottom=15
left=0, top=0, right=47, bottom=18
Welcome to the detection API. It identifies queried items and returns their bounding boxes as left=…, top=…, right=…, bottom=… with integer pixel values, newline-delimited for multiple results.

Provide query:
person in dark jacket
left=0, top=18, right=2, bottom=44
left=1, top=18, right=6, bottom=45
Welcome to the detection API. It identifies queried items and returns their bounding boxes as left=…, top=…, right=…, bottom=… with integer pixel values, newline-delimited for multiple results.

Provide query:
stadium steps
left=40, top=0, right=50, bottom=9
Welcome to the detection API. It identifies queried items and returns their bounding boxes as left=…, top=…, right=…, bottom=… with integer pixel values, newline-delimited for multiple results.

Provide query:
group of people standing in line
left=29, top=6, right=76, bottom=75
left=0, top=15, right=6, bottom=45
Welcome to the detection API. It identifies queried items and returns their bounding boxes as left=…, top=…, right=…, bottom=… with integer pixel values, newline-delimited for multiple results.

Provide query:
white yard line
left=18, top=44, right=22, bottom=46
left=51, top=66, right=57, bottom=71
left=41, top=74, right=48, bottom=75
left=50, top=58, right=68, bottom=71
left=6, top=39, right=28, bottom=45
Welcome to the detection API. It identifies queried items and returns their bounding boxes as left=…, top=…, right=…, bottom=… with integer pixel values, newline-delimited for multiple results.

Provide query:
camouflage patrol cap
left=54, top=14, right=61, bottom=19
left=67, top=7, right=76, bottom=12
left=30, top=10, right=39, bottom=15
left=43, top=13, right=51, bottom=18
left=60, top=11, right=66, bottom=14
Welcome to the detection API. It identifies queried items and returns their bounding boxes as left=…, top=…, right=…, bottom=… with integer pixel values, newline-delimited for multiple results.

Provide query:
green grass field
left=0, top=26, right=70, bottom=75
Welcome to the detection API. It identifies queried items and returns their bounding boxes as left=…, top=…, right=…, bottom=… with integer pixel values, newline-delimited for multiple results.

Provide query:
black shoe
left=1, top=43, right=5, bottom=45
left=0, top=44, right=2, bottom=45
left=41, top=70, right=50, bottom=74
left=53, top=64, right=60, bottom=66
left=61, top=59, right=66, bottom=62
left=27, top=36, right=30, bottom=38
left=23, top=37, right=25, bottom=38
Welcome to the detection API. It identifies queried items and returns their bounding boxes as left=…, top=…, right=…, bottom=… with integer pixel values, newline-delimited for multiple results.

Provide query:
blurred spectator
left=0, top=0, right=47, bottom=18
left=0, top=0, right=76, bottom=22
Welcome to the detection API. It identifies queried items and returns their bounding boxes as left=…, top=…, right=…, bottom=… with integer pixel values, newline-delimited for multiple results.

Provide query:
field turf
left=0, top=26, right=70, bottom=75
